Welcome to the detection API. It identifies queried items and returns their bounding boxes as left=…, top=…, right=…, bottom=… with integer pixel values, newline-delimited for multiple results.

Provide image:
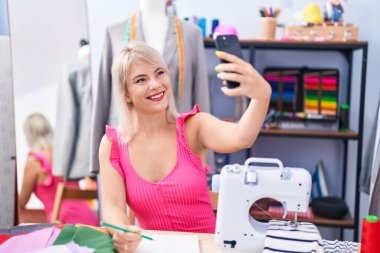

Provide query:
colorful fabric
left=31, top=241, right=94, bottom=253
left=263, top=220, right=323, bottom=253
left=0, top=227, right=61, bottom=253
left=53, top=224, right=115, bottom=253
left=0, top=234, right=13, bottom=245
left=30, top=152, right=99, bottom=226
left=106, top=105, right=216, bottom=233
left=267, top=206, right=314, bottom=219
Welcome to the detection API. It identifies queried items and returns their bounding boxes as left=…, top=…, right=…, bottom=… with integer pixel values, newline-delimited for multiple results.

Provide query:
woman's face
left=126, top=61, right=172, bottom=114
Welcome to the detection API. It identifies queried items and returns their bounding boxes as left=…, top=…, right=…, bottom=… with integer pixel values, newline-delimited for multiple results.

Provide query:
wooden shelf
left=259, top=129, right=359, bottom=139
left=251, top=212, right=355, bottom=228
left=204, top=38, right=368, bottom=50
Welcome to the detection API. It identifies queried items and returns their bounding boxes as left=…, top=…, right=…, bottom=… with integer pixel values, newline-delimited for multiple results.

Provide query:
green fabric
left=53, top=225, right=77, bottom=245
left=53, top=225, right=116, bottom=253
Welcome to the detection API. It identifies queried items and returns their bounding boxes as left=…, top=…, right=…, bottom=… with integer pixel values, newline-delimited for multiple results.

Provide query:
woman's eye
left=156, top=70, right=165, bottom=77
left=135, top=78, right=145, bottom=84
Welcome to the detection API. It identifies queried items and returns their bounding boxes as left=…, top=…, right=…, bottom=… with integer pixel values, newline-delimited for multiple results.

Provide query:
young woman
left=99, top=41, right=271, bottom=252
left=19, top=113, right=99, bottom=225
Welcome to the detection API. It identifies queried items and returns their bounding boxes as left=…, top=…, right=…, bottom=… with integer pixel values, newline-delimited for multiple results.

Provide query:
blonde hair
left=23, top=113, right=53, bottom=151
left=112, top=41, right=179, bottom=143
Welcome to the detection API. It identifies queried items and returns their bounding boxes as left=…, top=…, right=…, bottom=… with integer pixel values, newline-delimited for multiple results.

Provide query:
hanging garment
left=53, top=61, right=92, bottom=179
left=90, top=13, right=210, bottom=174
left=0, top=227, right=61, bottom=253
left=360, top=93, right=380, bottom=194
left=369, top=150, right=380, bottom=216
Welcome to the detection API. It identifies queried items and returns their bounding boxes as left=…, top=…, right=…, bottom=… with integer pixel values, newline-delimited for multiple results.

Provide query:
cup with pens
left=259, top=7, right=281, bottom=40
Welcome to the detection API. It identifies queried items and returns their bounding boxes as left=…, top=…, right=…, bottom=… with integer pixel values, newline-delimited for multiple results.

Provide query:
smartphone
left=214, top=35, right=243, bottom=89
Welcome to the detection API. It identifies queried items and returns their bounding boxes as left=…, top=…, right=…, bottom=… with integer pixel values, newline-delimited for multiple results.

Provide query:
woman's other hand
left=112, top=225, right=142, bottom=253
left=215, top=51, right=271, bottom=101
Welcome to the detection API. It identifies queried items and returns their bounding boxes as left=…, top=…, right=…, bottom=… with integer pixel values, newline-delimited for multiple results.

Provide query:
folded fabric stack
left=263, top=219, right=323, bottom=253
left=304, top=75, right=338, bottom=116
left=0, top=224, right=115, bottom=253
left=265, top=74, right=298, bottom=112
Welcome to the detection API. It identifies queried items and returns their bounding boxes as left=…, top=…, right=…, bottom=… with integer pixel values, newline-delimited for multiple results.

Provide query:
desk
left=145, top=230, right=219, bottom=253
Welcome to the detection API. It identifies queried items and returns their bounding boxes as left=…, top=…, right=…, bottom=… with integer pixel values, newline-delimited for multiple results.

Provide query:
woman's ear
left=125, top=94, right=132, bottom=103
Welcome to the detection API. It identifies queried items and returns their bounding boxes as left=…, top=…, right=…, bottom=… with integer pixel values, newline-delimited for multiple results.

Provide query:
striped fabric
left=105, top=105, right=216, bottom=233
left=263, top=219, right=323, bottom=253
left=322, top=239, right=358, bottom=253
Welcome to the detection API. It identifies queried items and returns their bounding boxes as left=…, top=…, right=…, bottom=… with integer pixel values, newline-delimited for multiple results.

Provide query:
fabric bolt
left=53, top=61, right=92, bottom=179
left=0, top=227, right=61, bottom=253
left=53, top=224, right=115, bottom=253
left=106, top=105, right=216, bottom=233
left=90, top=12, right=211, bottom=174
left=263, top=219, right=323, bottom=253
left=29, top=152, right=99, bottom=226
left=322, top=239, right=358, bottom=253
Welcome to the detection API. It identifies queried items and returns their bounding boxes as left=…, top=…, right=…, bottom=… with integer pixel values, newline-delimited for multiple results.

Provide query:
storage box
left=285, top=23, right=359, bottom=41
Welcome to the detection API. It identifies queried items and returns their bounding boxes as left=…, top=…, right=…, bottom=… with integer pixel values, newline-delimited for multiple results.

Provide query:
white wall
left=8, top=0, right=88, bottom=96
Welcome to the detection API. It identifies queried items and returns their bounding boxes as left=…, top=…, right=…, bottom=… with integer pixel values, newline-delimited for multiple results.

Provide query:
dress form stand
left=139, top=0, right=168, bottom=55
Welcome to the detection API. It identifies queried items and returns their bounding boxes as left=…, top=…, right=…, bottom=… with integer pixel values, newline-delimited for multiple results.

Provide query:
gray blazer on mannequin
left=53, top=61, right=92, bottom=179
left=90, top=15, right=211, bottom=174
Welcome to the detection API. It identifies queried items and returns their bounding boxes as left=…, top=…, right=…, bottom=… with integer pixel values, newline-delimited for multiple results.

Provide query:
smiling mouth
left=147, top=91, right=165, bottom=101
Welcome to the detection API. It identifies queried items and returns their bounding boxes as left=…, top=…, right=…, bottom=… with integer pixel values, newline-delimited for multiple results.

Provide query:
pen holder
left=260, top=17, right=277, bottom=40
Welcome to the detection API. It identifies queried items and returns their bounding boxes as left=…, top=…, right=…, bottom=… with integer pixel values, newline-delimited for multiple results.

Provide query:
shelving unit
left=205, top=39, right=368, bottom=241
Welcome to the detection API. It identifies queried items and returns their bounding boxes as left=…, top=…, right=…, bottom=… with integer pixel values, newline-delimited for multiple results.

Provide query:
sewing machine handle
left=244, top=157, right=283, bottom=170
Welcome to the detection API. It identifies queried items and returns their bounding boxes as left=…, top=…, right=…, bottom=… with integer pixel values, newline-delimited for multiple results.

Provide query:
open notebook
left=136, top=234, right=200, bottom=253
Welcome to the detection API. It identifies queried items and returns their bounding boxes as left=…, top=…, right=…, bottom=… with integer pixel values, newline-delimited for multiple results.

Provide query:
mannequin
left=139, top=0, right=168, bottom=55
left=90, top=0, right=212, bottom=174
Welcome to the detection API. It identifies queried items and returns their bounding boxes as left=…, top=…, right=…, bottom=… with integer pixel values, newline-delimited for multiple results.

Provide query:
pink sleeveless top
left=106, top=105, right=216, bottom=233
left=31, top=152, right=99, bottom=226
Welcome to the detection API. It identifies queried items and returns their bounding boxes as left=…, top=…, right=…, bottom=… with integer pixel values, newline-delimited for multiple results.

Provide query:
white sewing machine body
left=214, top=158, right=312, bottom=253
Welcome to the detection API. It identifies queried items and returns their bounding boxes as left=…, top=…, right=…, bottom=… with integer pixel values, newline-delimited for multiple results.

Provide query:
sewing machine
left=214, top=157, right=312, bottom=253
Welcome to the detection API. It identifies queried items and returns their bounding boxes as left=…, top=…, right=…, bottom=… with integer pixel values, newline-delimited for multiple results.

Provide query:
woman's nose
left=148, top=78, right=161, bottom=90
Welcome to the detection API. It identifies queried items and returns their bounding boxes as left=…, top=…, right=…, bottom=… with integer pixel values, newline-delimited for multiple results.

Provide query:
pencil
left=101, top=221, right=155, bottom=241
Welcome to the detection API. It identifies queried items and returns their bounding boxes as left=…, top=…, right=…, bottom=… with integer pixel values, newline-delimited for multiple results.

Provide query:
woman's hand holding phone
left=215, top=50, right=271, bottom=101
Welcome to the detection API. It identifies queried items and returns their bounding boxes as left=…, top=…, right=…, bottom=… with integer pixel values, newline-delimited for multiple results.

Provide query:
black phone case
left=215, top=35, right=243, bottom=89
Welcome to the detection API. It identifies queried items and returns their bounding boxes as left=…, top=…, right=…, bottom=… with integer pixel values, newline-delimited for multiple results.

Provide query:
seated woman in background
left=19, top=113, right=99, bottom=226
left=99, top=41, right=271, bottom=252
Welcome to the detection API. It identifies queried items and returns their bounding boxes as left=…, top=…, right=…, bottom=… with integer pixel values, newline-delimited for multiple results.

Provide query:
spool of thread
left=360, top=215, right=380, bottom=253
left=210, top=19, right=220, bottom=37
left=339, top=104, right=349, bottom=131
left=198, top=17, right=207, bottom=38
